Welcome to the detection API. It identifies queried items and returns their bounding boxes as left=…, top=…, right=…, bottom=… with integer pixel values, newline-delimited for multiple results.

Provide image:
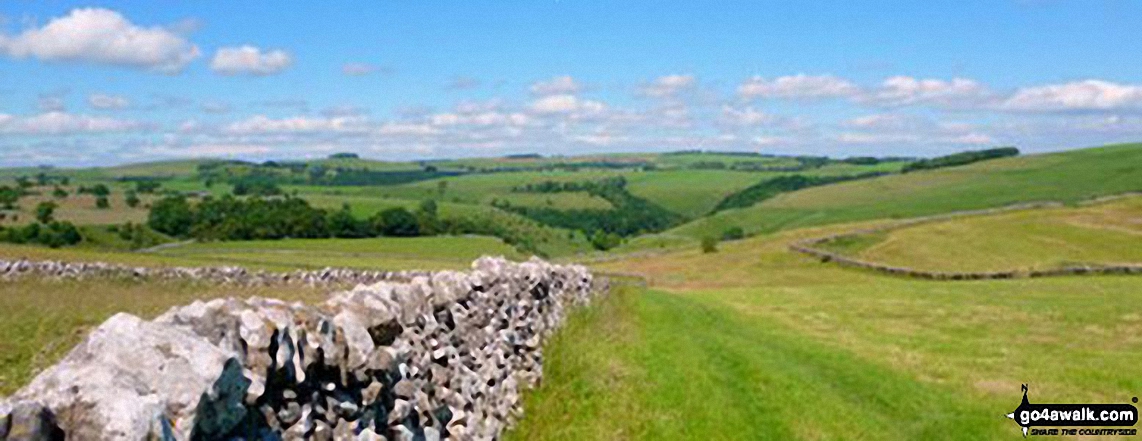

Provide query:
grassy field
left=0, top=277, right=326, bottom=395
left=671, top=143, right=1142, bottom=240
left=507, top=225, right=1142, bottom=440
left=151, top=236, right=525, bottom=270
left=816, top=196, right=1142, bottom=273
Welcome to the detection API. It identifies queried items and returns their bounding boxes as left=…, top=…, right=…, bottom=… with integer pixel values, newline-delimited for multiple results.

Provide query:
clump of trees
left=0, top=219, right=82, bottom=248
left=902, top=147, right=1019, bottom=173
left=501, top=176, right=684, bottom=250
left=148, top=195, right=441, bottom=242
left=231, top=177, right=283, bottom=196
left=711, top=172, right=888, bottom=213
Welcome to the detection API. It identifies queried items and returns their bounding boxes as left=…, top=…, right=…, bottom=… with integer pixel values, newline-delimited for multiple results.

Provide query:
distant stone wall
left=0, top=258, right=432, bottom=287
left=790, top=197, right=1142, bottom=281
left=0, top=257, right=604, bottom=440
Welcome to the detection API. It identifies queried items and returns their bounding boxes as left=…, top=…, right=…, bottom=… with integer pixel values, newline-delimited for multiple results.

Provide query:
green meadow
left=815, top=196, right=1142, bottom=273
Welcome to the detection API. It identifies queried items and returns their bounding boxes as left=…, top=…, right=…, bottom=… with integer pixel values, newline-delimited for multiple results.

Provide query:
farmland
left=1, top=144, right=1141, bottom=440
left=813, top=196, right=1142, bottom=273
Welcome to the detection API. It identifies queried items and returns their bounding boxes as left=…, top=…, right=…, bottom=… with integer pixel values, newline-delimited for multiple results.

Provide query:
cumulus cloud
left=720, top=105, right=779, bottom=126
left=223, top=114, right=366, bottom=134
left=639, top=74, right=696, bottom=98
left=864, top=76, right=992, bottom=107
left=0, top=8, right=200, bottom=73
left=211, top=45, right=293, bottom=76
left=1001, top=80, right=1142, bottom=112
left=88, top=93, right=130, bottom=110
left=738, top=74, right=859, bottom=99
left=530, top=75, right=582, bottom=96
left=0, top=111, right=143, bottom=135
left=529, top=94, right=606, bottom=115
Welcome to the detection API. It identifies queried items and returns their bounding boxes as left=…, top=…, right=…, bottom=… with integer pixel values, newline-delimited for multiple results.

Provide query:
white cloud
left=210, top=46, right=293, bottom=76
left=88, top=93, right=130, bottom=110
left=376, top=122, right=439, bottom=136
left=738, top=74, right=859, bottom=99
left=224, top=115, right=366, bottom=134
left=864, top=76, right=991, bottom=107
left=639, top=74, right=696, bottom=98
left=845, top=113, right=916, bottom=130
left=0, top=112, right=143, bottom=135
left=529, top=94, right=607, bottom=115
left=1002, top=80, right=1142, bottom=111
left=530, top=75, right=582, bottom=96
left=720, top=106, right=779, bottom=126
left=0, top=8, right=199, bottom=73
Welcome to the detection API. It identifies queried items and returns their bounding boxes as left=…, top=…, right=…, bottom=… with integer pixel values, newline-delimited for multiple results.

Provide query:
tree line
left=500, top=176, right=684, bottom=249
left=902, top=147, right=1019, bottom=173
left=711, top=172, right=890, bottom=213
left=145, top=195, right=546, bottom=255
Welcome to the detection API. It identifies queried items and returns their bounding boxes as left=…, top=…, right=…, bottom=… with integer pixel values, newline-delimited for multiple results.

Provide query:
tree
left=95, top=196, right=110, bottom=209
left=590, top=230, right=622, bottom=251
left=372, top=207, right=420, bottom=237
left=52, top=186, right=68, bottom=199
left=437, top=180, right=448, bottom=198
left=35, top=201, right=57, bottom=224
left=125, top=191, right=141, bottom=208
left=91, top=184, right=111, bottom=197
left=0, top=186, right=19, bottom=209
left=328, top=204, right=369, bottom=238
left=700, top=236, right=718, bottom=253
left=148, top=196, right=194, bottom=237
left=15, top=176, right=33, bottom=190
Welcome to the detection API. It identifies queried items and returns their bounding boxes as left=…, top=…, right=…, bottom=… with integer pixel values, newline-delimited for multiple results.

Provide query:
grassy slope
left=825, top=196, right=1142, bottom=272
left=670, top=143, right=1142, bottom=240
left=511, top=225, right=1142, bottom=440
left=0, top=277, right=325, bottom=395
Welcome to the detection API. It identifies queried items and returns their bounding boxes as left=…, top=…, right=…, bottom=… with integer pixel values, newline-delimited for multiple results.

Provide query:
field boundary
left=789, top=193, right=1142, bottom=280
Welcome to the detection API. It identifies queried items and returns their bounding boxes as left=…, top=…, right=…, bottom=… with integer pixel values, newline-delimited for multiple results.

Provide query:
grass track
left=512, top=284, right=1008, bottom=440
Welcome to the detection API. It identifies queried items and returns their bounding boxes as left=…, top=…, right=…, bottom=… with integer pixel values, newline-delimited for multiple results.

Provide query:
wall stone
left=0, top=258, right=432, bottom=288
left=0, top=256, right=603, bottom=440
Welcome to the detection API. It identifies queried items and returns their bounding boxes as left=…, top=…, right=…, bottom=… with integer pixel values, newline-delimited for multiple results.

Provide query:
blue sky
left=2, top=1, right=1142, bottom=166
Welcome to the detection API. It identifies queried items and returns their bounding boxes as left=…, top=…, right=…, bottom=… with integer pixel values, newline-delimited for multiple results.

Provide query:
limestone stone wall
left=0, top=256, right=603, bottom=440
left=0, top=258, right=432, bottom=287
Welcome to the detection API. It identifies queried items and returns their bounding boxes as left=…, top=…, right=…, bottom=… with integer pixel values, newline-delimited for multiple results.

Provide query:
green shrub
left=700, top=236, right=718, bottom=253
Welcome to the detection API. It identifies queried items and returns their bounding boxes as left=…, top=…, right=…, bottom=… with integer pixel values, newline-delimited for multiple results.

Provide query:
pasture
left=509, top=225, right=1142, bottom=440
left=671, top=143, right=1142, bottom=240
left=816, top=196, right=1142, bottom=273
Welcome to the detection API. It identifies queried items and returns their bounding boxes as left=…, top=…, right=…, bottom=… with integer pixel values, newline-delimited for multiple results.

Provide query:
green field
left=816, top=196, right=1142, bottom=273
left=671, top=143, right=1142, bottom=240
left=505, top=227, right=1142, bottom=440
left=151, top=235, right=524, bottom=270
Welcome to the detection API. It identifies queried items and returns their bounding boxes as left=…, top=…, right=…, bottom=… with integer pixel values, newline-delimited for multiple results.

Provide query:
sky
left=2, top=1, right=1142, bottom=167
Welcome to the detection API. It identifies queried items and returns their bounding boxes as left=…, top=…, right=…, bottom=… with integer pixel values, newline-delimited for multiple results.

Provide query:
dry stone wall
left=0, top=258, right=432, bottom=288
left=0, top=256, right=602, bottom=440
left=790, top=199, right=1142, bottom=280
